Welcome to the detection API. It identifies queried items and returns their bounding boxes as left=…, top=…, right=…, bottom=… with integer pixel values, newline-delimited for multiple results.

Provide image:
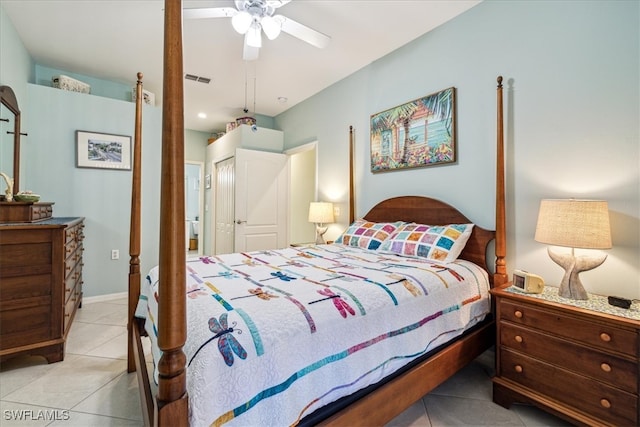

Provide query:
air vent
left=185, top=74, right=211, bottom=84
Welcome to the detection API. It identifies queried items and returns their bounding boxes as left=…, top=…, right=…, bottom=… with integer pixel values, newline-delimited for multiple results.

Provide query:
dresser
left=491, top=284, right=640, bottom=426
left=0, top=217, right=85, bottom=363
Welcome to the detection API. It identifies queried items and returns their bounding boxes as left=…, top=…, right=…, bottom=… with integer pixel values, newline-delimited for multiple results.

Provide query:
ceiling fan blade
left=183, top=7, right=237, bottom=19
left=243, top=38, right=260, bottom=61
left=267, top=0, right=292, bottom=8
left=275, top=15, right=330, bottom=49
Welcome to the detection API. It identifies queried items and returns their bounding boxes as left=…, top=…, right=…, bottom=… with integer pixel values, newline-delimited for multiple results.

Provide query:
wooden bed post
left=128, top=72, right=144, bottom=374
left=156, top=0, right=188, bottom=424
left=349, top=126, right=355, bottom=224
left=494, top=76, right=508, bottom=286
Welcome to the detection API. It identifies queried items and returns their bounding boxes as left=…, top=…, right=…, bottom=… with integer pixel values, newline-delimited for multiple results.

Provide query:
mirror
left=0, top=85, right=22, bottom=197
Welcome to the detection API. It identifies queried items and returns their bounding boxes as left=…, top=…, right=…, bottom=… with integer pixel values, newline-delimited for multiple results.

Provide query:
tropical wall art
left=370, top=87, right=456, bottom=172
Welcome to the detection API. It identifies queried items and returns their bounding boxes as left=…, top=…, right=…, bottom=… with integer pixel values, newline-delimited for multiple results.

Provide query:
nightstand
left=490, top=284, right=640, bottom=426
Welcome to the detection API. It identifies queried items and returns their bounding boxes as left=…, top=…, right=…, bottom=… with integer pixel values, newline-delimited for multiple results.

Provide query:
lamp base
left=315, top=225, right=328, bottom=245
left=547, top=247, right=607, bottom=300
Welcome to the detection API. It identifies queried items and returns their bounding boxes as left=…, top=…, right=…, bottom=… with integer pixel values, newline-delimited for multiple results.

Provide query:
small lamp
left=246, top=21, right=262, bottom=48
left=534, top=199, right=612, bottom=300
left=308, top=202, right=334, bottom=244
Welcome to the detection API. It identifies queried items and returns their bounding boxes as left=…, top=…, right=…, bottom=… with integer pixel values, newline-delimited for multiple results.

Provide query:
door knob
left=236, top=220, right=246, bottom=224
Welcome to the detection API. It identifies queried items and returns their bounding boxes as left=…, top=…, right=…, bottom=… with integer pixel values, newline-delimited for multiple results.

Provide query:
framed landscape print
left=370, top=87, right=456, bottom=173
left=76, top=130, right=131, bottom=170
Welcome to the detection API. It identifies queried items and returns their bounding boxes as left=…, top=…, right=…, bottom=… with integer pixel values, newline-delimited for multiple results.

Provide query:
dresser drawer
left=500, top=299, right=638, bottom=357
left=1, top=274, right=52, bottom=302
left=500, top=322, right=637, bottom=393
left=64, top=238, right=78, bottom=259
left=63, top=284, right=81, bottom=333
left=501, top=347, right=638, bottom=426
left=65, top=222, right=84, bottom=245
left=64, top=245, right=83, bottom=279
left=0, top=302, right=52, bottom=349
left=64, top=263, right=81, bottom=302
left=31, top=204, right=54, bottom=221
left=0, top=241, right=52, bottom=278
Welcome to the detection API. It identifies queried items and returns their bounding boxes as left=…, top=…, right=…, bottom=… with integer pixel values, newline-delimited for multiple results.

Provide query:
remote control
left=607, top=296, right=632, bottom=309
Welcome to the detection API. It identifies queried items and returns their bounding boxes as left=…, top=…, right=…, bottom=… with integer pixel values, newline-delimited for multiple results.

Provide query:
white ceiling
left=2, top=0, right=481, bottom=133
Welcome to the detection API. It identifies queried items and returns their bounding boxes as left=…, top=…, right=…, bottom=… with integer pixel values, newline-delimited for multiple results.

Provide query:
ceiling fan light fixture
left=261, top=16, right=281, bottom=40
left=231, top=11, right=252, bottom=34
left=246, top=22, right=262, bottom=48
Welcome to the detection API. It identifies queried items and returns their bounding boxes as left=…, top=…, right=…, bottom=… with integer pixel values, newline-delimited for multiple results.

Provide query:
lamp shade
left=261, top=16, right=282, bottom=40
left=246, top=22, right=262, bottom=48
left=308, top=202, right=334, bottom=224
left=231, top=11, right=252, bottom=34
left=534, top=199, right=612, bottom=249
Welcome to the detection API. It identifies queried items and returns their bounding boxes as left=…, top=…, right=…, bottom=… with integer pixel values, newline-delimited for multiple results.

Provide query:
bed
left=126, top=1, right=508, bottom=425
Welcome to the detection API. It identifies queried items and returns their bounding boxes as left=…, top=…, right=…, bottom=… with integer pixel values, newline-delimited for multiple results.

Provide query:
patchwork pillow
left=378, top=223, right=474, bottom=263
left=335, top=219, right=404, bottom=250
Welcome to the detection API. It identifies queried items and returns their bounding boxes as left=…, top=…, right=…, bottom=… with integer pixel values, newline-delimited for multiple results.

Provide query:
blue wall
left=25, top=84, right=164, bottom=297
left=276, top=0, right=639, bottom=299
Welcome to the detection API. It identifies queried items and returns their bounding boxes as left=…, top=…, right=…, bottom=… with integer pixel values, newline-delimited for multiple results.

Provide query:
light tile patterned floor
left=1, top=297, right=571, bottom=426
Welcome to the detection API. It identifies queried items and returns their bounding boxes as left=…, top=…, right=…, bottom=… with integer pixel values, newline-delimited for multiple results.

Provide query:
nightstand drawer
left=500, top=299, right=638, bottom=357
left=501, top=347, right=638, bottom=426
left=500, top=322, right=637, bottom=393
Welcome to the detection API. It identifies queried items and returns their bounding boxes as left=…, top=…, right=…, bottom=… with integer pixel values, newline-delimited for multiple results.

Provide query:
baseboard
left=83, top=291, right=128, bottom=304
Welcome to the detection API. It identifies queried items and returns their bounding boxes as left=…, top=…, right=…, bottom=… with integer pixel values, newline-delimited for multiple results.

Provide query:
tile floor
left=0, top=297, right=573, bottom=426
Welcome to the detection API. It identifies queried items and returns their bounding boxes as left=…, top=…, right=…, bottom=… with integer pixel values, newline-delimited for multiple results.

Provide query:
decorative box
left=236, top=116, right=256, bottom=127
left=52, top=75, right=91, bottom=94
left=207, top=132, right=225, bottom=145
left=226, top=122, right=237, bottom=133
left=131, top=87, right=156, bottom=106
left=0, top=202, right=54, bottom=223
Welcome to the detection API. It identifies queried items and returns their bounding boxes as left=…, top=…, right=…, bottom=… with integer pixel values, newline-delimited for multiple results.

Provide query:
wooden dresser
left=0, top=217, right=85, bottom=363
left=491, top=284, right=640, bottom=426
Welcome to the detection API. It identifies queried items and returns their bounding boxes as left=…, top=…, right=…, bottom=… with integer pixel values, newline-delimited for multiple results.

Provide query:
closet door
left=234, top=148, right=288, bottom=251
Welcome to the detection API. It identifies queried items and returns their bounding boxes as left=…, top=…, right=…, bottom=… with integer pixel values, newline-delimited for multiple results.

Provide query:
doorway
left=287, top=142, right=317, bottom=245
left=185, top=161, right=204, bottom=256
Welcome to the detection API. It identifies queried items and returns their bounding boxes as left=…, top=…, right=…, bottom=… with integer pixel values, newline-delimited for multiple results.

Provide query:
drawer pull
left=600, top=363, right=611, bottom=373
left=600, top=332, right=611, bottom=342
left=514, top=335, right=523, bottom=343
left=514, top=365, right=523, bottom=373
left=600, top=399, right=611, bottom=409
left=514, top=310, right=523, bottom=318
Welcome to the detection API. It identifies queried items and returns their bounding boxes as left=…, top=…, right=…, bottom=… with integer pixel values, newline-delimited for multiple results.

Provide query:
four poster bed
left=127, top=2, right=508, bottom=425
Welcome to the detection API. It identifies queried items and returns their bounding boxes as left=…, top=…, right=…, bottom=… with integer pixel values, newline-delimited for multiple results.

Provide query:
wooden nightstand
left=490, top=284, right=640, bottom=426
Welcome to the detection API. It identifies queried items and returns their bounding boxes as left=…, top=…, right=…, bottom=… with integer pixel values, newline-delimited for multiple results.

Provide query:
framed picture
left=76, top=130, right=131, bottom=170
left=370, top=87, right=456, bottom=173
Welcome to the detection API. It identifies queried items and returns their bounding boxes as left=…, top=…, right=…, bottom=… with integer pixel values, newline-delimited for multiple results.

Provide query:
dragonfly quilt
left=136, top=244, right=491, bottom=426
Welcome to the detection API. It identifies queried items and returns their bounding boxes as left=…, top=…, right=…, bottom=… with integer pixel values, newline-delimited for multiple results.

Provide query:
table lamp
left=308, top=202, right=334, bottom=244
left=534, top=199, right=612, bottom=300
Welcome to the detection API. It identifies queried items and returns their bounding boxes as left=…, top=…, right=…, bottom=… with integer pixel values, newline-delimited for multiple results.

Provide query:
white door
left=234, top=148, right=288, bottom=251
left=215, top=157, right=235, bottom=254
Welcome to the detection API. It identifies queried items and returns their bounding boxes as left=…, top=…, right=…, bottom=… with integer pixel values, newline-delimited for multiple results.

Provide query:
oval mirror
left=0, top=85, right=22, bottom=197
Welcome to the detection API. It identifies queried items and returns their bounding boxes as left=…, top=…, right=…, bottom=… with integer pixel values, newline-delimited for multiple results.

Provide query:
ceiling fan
left=184, top=0, right=331, bottom=61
